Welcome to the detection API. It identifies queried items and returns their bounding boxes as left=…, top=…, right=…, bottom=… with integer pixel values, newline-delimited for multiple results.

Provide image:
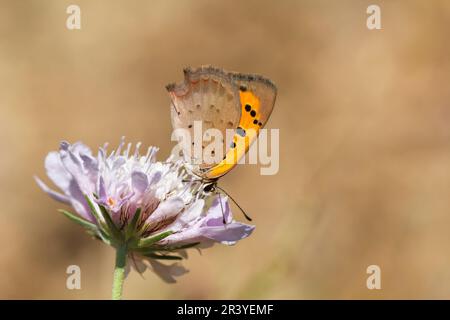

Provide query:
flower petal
left=67, top=179, right=96, bottom=222
left=167, top=199, right=205, bottom=232
left=34, top=176, right=70, bottom=204
left=98, top=176, right=107, bottom=201
left=204, top=196, right=232, bottom=227
left=129, top=255, right=147, bottom=274
left=131, top=171, right=148, bottom=194
left=59, top=141, right=96, bottom=195
left=80, top=154, right=98, bottom=185
left=200, top=223, right=255, bottom=244
left=44, top=151, right=72, bottom=192
left=146, top=197, right=185, bottom=224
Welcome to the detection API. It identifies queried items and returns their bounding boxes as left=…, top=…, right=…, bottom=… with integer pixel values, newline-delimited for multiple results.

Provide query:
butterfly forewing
left=202, top=72, right=277, bottom=180
left=230, top=72, right=277, bottom=129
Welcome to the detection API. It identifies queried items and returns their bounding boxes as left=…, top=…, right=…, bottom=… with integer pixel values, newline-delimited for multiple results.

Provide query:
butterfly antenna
left=171, top=102, right=180, bottom=115
left=216, top=186, right=253, bottom=222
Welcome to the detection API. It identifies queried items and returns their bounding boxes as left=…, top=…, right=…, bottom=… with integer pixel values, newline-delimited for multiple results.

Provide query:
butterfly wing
left=203, top=72, right=277, bottom=180
left=167, top=66, right=241, bottom=175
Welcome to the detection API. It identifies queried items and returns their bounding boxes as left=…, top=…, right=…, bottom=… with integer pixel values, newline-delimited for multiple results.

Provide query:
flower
left=35, top=138, right=255, bottom=284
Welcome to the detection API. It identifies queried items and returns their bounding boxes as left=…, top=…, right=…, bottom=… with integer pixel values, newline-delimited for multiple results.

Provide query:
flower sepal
left=136, top=231, right=174, bottom=248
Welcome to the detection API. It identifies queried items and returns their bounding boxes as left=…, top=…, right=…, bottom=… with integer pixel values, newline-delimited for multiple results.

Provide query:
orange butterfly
left=167, top=66, right=277, bottom=219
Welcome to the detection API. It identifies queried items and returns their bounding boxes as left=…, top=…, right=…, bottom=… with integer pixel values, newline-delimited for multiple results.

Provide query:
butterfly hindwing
left=167, top=66, right=277, bottom=180
left=167, top=66, right=241, bottom=173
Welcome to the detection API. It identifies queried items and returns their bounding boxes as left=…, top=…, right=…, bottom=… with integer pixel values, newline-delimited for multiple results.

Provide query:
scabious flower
left=35, top=138, right=254, bottom=299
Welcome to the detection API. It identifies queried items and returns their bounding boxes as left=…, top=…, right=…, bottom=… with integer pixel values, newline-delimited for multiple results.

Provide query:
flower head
left=36, top=138, right=254, bottom=282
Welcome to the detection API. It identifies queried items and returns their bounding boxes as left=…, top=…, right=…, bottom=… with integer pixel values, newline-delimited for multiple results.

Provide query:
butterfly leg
left=217, top=192, right=226, bottom=225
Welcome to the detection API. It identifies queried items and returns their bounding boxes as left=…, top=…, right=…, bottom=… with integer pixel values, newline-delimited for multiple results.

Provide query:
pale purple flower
left=36, top=138, right=254, bottom=282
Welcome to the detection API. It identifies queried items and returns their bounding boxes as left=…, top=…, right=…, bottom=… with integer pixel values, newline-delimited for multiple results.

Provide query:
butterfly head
left=202, top=180, right=218, bottom=193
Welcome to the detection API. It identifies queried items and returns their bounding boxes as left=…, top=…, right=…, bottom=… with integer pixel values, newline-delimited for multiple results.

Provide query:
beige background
left=1, top=0, right=450, bottom=299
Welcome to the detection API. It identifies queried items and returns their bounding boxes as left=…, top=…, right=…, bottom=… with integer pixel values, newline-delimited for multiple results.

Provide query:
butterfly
left=166, top=66, right=277, bottom=219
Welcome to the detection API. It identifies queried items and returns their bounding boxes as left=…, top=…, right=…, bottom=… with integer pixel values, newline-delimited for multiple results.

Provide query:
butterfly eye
left=203, top=183, right=215, bottom=193
left=250, top=110, right=256, bottom=117
left=245, top=104, right=251, bottom=112
left=253, top=119, right=258, bottom=125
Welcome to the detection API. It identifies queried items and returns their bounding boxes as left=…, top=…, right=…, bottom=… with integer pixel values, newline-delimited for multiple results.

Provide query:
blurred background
left=1, top=0, right=450, bottom=299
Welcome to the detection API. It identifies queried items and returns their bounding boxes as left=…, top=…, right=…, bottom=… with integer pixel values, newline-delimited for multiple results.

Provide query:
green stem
left=112, top=245, right=127, bottom=300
